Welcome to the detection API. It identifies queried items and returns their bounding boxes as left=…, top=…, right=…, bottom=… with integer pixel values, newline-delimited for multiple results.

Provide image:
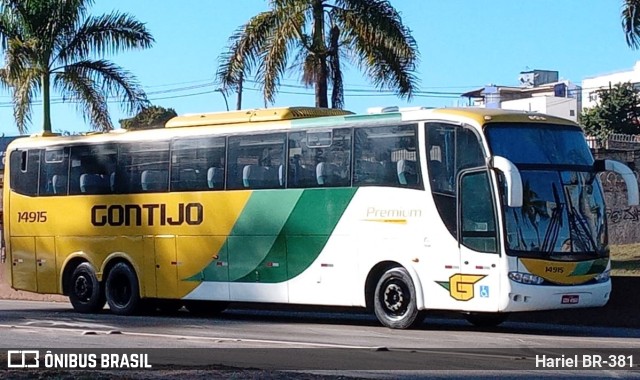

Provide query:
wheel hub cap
left=384, top=284, right=404, bottom=311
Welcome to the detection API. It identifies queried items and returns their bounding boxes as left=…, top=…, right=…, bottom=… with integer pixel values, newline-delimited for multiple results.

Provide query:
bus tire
left=105, top=262, right=140, bottom=316
left=373, top=267, right=424, bottom=329
left=464, top=312, right=509, bottom=328
left=185, top=300, right=229, bottom=316
left=68, top=262, right=106, bottom=313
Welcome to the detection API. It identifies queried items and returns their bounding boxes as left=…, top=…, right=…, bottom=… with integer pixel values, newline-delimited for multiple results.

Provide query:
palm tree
left=0, top=0, right=154, bottom=133
left=216, top=0, right=419, bottom=109
left=623, top=0, right=640, bottom=48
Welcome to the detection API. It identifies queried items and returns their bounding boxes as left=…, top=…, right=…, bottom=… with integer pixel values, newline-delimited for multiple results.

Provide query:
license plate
left=561, top=295, right=579, bottom=304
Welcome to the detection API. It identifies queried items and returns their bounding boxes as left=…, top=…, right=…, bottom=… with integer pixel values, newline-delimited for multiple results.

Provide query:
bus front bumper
left=502, top=279, right=611, bottom=312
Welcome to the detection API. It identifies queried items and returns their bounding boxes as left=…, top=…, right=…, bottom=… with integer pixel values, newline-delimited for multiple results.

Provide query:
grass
left=610, top=243, right=640, bottom=276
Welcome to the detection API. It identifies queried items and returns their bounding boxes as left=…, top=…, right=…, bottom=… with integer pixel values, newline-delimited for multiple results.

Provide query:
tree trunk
left=236, top=72, right=243, bottom=110
left=41, top=73, right=52, bottom=133
left=311, top=0, right=328, bottom=108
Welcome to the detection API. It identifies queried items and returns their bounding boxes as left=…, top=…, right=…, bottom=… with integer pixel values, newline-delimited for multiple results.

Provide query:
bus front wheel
left=373, top=267, right=424, bottom=329
left=105, top=262, right=140, bottom=316
left=68, top=262, right=106, bottom=313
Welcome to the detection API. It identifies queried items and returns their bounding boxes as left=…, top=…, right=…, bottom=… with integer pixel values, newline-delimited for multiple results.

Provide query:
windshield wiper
left=540, top=184, right=563, bottom=253
left=565, top=186, right=597, bottom=252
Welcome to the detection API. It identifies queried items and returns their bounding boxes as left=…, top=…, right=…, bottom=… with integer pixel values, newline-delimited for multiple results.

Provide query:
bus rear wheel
left=464, top=312, right=509, bottom=328
left=373, top=267, right=424, bottom=329
left=68, top=262, right=105, bottom=313
left=105, top=262, right=140, bottom=316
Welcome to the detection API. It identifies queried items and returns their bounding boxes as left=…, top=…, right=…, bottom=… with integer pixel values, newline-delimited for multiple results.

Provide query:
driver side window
left=460, top=171, right=498, bottom=253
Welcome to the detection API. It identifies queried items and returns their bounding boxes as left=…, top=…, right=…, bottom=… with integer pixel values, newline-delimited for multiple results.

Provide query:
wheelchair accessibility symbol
left=479, top=285, right=490, bottom=298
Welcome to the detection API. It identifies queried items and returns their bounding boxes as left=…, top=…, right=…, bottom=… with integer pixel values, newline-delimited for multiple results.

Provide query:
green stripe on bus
left=187, top=188, right=357, bottom=283
left=227, top=190, right=303, bottom=281
left=185, top=190, right=302, bottom=282
left=571, top=258, right=608, bottom=276
left=235, top=188, right=357, bottom=283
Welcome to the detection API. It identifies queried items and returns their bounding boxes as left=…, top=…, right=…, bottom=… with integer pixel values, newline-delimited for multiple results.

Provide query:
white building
left=501, top=96, right=578, bottom=122
left=460, top=70, right=581, bottom=122
left=582, top=61, right=640, bottom=109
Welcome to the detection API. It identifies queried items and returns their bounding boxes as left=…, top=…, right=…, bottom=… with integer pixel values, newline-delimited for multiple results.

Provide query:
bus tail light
left=508, top=271, right=544, bottom=285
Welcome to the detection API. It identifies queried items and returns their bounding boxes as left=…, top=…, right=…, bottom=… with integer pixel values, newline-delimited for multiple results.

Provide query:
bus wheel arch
left=103, top=259, right=141, bottom=316
left=367, top=263, right=425, bottom=329
left=64, top=259, right=106, bottom=313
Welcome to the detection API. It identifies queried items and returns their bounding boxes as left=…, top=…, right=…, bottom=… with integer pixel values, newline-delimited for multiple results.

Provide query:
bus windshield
left=485, top=123, right=607, bottom=259
left=485, top=123, right=593, bottom=166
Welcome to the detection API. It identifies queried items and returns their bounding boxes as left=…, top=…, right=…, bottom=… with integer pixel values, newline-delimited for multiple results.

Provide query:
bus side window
left=9, top=149, right=40, bottom=196
left=354, top=125, right=419, bottom=188
left=117, top=141, right=170, bottom=193
left=171, top=136, right=225, bottom=192
left=287, top=131, right=317, bottom=188
left=227, top=133, right=285, bottom=190
left=69, top=144, right=117, bottom=195
left=39, top=148, right=69, bottom=196
left=315, top=128, right=351, bottom=187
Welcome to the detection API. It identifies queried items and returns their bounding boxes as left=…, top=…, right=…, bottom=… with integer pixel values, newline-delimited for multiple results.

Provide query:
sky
left=1, top=0, right=639, bottom=135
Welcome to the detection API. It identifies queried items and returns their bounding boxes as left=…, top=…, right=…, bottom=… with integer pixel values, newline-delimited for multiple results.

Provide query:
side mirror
left=490, top=156, right=523, bottom=208
left=594, top=159, right=639, bottom=205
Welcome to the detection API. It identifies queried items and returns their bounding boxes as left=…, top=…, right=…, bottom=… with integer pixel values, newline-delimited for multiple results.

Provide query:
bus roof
left=5, top=106, right=580, bottom=151
left=427, top=107, right=578, bottom=127
left=165, top=107, right=353, bottom=128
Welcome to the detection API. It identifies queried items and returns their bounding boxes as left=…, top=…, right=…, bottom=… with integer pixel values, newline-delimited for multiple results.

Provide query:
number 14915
left=17, top=211, right=47, bottom=223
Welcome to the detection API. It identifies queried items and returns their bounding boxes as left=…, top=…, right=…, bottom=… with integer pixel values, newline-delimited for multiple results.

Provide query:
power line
left=0, top=73, right=616, bottom=107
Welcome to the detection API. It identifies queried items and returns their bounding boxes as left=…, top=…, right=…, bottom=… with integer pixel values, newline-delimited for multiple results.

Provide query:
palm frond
left=300, top=51, right=316, bottom=86
left=334, top=0, right=419, bottom=97
left=3, top=37, right=41, bottom=81
left=623, top=0, right=640, bottom=49
left=9, top=67, right=40, bottom=134
left=56, top=59, right=148, bottom=115
left=57, top=11, right=154, bottom=64
left=53, top=66, right=111, bottom=130
left=0, top=2, right=25, bottom=49
left=216, top=11, right=277, bottom=93
left=0, top=0, right=152, bottom=132
left=54, top=71, right=113, bottom=131
left=259, top=0, right=310, bottom=103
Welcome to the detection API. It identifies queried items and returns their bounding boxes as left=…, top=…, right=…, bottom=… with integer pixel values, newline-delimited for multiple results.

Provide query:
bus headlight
left=594, top=270, right=610, bottom=283
left=508, top=271, right=545, bottom=285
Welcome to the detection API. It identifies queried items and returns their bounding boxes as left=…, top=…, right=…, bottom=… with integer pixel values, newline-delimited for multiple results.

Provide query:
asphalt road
left=0, top=300, right=639, bottom=379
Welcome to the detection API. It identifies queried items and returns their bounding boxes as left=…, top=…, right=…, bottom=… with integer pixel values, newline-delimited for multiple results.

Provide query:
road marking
left=0, top=324, right=372, bottom=349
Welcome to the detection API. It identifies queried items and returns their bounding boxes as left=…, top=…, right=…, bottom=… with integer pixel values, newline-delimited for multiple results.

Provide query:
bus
left=2, top=106, right=638, bottom=329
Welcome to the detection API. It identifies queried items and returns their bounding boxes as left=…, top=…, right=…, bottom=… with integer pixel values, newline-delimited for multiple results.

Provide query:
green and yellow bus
left=2, top=106, right=637, bottom=329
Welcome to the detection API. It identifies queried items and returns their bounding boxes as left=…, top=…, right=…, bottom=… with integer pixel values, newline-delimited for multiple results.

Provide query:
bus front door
left=457, top=170, right=501, bottom=312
